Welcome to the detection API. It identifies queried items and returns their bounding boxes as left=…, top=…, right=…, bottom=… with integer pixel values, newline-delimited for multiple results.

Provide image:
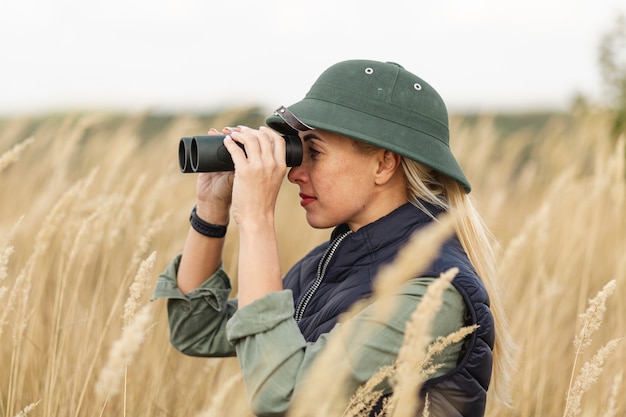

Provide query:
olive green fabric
left=266, top=59, right=471, bottom=192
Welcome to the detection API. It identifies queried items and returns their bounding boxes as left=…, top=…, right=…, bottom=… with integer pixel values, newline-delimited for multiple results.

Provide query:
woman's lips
left=299, top=193, right=316, bottom=207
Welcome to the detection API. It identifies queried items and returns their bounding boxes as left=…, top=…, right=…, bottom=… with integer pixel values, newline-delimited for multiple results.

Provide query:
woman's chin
left=305, top=214, right=335, bottom=230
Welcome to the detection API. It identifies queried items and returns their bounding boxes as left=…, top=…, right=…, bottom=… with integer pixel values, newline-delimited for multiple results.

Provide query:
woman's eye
left=308, top=147, right=320, bottom=159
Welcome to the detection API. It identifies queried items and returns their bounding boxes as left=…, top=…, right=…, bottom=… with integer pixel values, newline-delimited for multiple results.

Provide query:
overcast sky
left=0, top=0, right=624, bottom=116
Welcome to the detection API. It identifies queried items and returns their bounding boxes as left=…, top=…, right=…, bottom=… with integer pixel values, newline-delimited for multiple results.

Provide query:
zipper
left=294, top=230, right=353, bottom=323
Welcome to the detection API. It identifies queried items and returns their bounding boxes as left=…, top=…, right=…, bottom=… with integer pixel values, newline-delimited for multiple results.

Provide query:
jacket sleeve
left=152, top=254, right=238, bottom=357
left=225, top=278, right=465, bottom=417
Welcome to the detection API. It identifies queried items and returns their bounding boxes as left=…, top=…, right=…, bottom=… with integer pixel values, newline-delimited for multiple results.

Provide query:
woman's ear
left=374, top=150, right=402, bottom=185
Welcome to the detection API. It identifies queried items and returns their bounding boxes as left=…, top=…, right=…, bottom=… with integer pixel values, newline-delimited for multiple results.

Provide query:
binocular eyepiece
left=178, top=134, right=303, bottom=173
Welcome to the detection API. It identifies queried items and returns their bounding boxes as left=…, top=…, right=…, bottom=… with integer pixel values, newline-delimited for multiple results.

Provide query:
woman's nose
left=287, top=162, right=307, bottom=184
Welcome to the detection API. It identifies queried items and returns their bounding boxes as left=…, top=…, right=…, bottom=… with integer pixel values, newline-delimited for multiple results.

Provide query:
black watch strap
left=189, top=206, right=228, bottom=238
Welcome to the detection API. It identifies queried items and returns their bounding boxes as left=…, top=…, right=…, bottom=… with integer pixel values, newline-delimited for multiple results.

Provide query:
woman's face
left=287, top=129, right=402, bottom=231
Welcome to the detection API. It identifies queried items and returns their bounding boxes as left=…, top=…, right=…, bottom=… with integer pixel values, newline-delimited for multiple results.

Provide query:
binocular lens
left=178, top=134, right=303, bottom=173
left=178, top=137, right=193, bottom=173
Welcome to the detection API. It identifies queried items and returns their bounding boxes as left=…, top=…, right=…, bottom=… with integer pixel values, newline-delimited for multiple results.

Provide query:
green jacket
left=153, top=254, right=465, bottom=416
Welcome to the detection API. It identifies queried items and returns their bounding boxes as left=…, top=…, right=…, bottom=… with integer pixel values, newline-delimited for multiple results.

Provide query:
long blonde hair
left=401, top=158, right=515, bottom=407
left=351, top=139, right=515, bottom=406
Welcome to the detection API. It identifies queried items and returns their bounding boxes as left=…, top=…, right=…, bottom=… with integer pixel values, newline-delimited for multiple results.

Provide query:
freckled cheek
left=310, top=162, right=365, bottom=202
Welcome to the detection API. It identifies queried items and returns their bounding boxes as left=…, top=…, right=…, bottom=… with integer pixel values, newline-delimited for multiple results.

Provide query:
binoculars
left=178, top=134, right=303, bottom=173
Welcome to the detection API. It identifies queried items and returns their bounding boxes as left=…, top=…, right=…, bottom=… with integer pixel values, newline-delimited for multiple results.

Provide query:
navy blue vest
left=282, top=202, right=494, bottom=417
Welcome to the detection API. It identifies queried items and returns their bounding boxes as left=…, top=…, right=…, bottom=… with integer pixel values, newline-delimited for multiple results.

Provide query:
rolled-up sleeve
left=152, top=254, right=238, bottom=357
left=226, top=291, right=310, bottom=415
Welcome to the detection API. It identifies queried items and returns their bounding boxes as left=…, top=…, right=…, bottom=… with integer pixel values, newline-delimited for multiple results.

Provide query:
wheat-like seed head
left=342, top=365, right=395, bottom=417
left=0, top=217, right=23, bottom=318
left=11, top=399, right=42, bottom=417
left=573, top=279, right=617, bottom=352
left=564, top=338, right=622, bottom=417
left=0, top=137, right=35, bottom=174
left=0, top=245, right=14, bottom=284
left=95, top=303, right=154, bottom=399
left=388, top=267, right=457, bottom=417
left=122, top=251, right=157, bottom=328
left=603, top=371, right=623, bottom=417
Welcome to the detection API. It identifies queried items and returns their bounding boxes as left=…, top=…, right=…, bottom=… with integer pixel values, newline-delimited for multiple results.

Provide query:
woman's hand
left=177, top=127, right=237, bottom=294
left=194, top=128, right=236, bottom=225
left=224, top=126, right=287, bottom=229
left=222, top=126, right=287, bottom=306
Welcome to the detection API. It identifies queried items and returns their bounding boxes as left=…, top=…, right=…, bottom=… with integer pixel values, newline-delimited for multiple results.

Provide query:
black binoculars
left=178, top=135, right=303, bottom=173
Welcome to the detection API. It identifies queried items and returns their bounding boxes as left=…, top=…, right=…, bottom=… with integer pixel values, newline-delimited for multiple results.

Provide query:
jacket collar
left=330, top=201, right=446, bottom=242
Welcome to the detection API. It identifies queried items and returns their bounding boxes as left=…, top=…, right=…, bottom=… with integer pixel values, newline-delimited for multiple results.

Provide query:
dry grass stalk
left=561, top=278, right=618, bottom=416
left=342, top=324, right=478, bottom=417
left=12, top=399, right=42, bottom=417
left=0, top=258, right=28, bottom=339
left=563, top=278, right=620, bottom=417
left=563, top=338, right=622, bottom=417
left=123, top=212, right=169, bottom=280
left=0, top=216, right=24, bottom=328
left=0, top=239, right=15, bottom=302
left=195, top=373, right=243, bottom=417
left=1, top=171, right=95, bottom=340
left=342, top=365, right=395, bottom=417
left=34, top=168, right=98, bottom=255
left=420, top=324, right=479, bottom=379
left=95, top=303, right=154, bottom=399
left=73, top=248, right=159, bottom=416
left=387, top=267, right=457, bottom=417
left=65, top=209, right=102, bottom=271
left=421, top=394, right=430, bottom=417
left=0, top=281, right=7, bottom=306
left=0, top=137, right=34, bottom=173
left=122, top=251, right=157, bottom=327
left=426, top=324, right=479, bottom=360
left=371, top=214, right=456, bottom=318
left=4, top=254, right=40, bottom=415
left=106, top=175, right=148, bottom=245
left=603, top=371, right=623, bottom=417
left=573, top=279, right=616, bottom=352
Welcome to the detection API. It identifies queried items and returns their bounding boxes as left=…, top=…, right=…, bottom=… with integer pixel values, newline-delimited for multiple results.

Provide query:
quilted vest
left=282, top=202, right=494, bottom=416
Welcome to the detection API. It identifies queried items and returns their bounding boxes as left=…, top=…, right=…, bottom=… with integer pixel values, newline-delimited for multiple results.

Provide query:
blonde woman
left=154, top=60, right=514, bottom=416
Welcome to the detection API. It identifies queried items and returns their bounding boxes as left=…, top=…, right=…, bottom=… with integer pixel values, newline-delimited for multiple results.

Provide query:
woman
left=153, top=60, right=514, bottom=416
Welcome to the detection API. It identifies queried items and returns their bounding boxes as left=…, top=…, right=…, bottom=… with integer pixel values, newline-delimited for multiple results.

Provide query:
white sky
left=0, top=0, right=624, bottom=116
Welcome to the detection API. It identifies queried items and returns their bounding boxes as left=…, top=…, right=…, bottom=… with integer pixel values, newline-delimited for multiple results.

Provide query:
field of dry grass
left=0, top=106, right=624, bottom=417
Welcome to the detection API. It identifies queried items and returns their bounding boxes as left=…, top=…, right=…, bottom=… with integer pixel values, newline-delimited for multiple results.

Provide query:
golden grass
left=0, top=107, right=624, bottom=416
left=388, top=267, right=459, bottom=417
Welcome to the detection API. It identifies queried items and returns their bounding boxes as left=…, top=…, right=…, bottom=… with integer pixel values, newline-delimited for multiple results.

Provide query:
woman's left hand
left=223, top=126, right=287, bottom=230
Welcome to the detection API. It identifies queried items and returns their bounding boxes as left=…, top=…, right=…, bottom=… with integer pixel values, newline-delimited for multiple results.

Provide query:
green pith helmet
left=266, top=59, right=471, bottom=192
